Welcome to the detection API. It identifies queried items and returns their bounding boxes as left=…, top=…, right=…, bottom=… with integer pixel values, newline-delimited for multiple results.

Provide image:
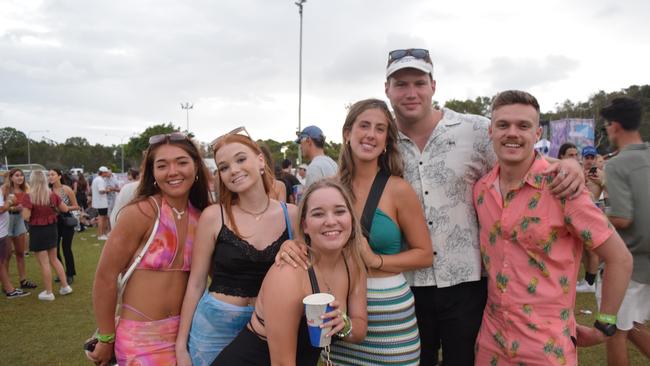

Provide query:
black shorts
left=97, top=208, right=108, bottom=216
left=29, top=223, right=58, bottom=252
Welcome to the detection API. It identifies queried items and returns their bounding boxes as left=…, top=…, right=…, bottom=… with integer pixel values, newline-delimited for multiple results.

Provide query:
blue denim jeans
left=188, top=291, right=254, bottom=366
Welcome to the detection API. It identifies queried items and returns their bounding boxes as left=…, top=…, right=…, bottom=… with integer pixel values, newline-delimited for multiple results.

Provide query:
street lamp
left=180, top=102, right=193, bottom=132
left=295, top=0, right=306, bottom=164
left=105, top=134, right=130, bottom=173
left=27, top=130, right=49, bottom=167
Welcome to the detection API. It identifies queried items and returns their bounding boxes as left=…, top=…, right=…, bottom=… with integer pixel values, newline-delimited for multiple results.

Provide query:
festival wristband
left=595, top=313, right=617, bottom=324
left=96, top=332, right=116, bottom=343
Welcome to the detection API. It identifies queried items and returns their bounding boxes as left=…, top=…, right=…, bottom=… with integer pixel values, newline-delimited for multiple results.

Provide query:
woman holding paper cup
left=278, top=99, right=433, bottom=365
left=213, top=179, right=368, bottom=365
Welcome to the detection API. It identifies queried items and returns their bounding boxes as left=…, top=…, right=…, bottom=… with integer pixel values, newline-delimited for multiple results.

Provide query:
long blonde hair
left=28, top=170, right=51, bottom=206
left=338, top=98, right=404, bottom=201
left=297, top=179, right=366, bottom=278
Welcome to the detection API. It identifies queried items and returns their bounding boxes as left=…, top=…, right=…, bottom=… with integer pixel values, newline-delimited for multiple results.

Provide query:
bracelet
left=336, top=313, right=353, bottom=338
left=95, top=332, right=116, bottom=343
left=375, top=254, right=384, bottom=270
left=595, top=313, right=617, bottom=324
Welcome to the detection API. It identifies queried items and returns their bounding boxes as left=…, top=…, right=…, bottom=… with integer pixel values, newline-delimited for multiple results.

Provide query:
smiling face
left=302, top=187, right=352, bottom=253
left=10, top=170, right=25, bottom=187
left=214, top=142, right=265, bottom=194
left=489, top=103, right=542, bottom=167
left=152, top=144, right=197, bottom=199
left=344, top=108, right=389, bottom=162
left=385, top=68, right=435, bottom=124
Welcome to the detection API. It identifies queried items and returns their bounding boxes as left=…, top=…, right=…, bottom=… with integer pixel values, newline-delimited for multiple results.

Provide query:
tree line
left=2, top=84, right=647, bottom=172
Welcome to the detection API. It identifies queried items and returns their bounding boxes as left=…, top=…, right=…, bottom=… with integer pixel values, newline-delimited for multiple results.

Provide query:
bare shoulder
left=263, top=262, right=307, bottom=294
left=387, top=176, right=416, bottom=196
left=200, top=203, right=224, bottom=221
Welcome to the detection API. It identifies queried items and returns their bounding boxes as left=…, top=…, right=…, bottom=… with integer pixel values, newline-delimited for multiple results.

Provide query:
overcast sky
left=1, top=0, right=648, bottom=146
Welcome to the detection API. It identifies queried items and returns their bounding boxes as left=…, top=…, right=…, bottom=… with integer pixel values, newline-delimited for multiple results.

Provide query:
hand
left=576, top=324, right=606, bottom=347
left=587, top=168, right=604, bottom=187
left=175, top=347, right=192, bottom=366
left=544, top=158, right=585, bottom=199
left=359, top=237, right=380, bottom=269
left=88, top=341, right=115, bottom=366
left=320, top=300, right=346, bottom=337
left=274, top=240, right=310, bottom=269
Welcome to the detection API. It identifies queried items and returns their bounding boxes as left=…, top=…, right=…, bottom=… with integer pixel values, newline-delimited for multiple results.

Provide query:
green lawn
left=1, top=228, right=647, bottom=364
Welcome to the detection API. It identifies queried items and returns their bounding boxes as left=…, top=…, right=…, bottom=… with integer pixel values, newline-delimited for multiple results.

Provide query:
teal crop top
left=368, top=209, right=402, bottom=255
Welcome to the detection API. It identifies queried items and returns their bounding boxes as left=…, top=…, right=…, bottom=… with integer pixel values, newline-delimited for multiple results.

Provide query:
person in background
left=75, top=173, right=90, bottom=232
left=1, top=168, right=37, bottom=290
left=91, top=166, right=110, bottom=240
left=213, top=179, right=368, bottom=366
left=473, top=90, right=632, bottom=365
left=49, top=169, right=80, bottom=285
left=105, top=169, right=121, bottom=231
left=109, top=170, right=141, bottom=228
left=558, top=142, right=580, bottom=161
left=601, top=97, right=650, bottom=365
left=0, top=185, right=30, bottom=299
left=296, top=163, right=308, bottom=186
left=259, top=142, right=287, bottom=202
left=176, top=132, right=298, bottom=365
left=279, top=159, right=301, bottom=204
left=22, top=170, right=73, bottom=301
left=296, top=125, right=338, bottom=188
left=89, top=132, right=211, bottom=365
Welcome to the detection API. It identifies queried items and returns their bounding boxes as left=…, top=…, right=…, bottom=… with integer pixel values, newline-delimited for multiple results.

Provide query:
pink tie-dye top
left=136, top=198, right=199, bottom=271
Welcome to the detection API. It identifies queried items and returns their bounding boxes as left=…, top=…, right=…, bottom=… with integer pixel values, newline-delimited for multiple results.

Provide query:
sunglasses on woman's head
left=210, top=126, right=253, bottom=151
left=148, top=132, right=188, bottom=145
left=387, top=48, right=431, bottom=66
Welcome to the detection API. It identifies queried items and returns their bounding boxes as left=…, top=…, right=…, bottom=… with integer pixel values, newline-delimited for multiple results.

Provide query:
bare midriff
left=120, top=270, right=189, bottom=321
left=211, top=292, right=256, bottom=307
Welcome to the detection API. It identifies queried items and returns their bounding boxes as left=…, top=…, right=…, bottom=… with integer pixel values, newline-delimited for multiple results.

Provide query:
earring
left=260, top=169, right=265, bottom=175
left=383, top=147, right=387, bottom=154
left=195, top=175, right=198, bottom=181
left=153, top=181, right=158, bottom=187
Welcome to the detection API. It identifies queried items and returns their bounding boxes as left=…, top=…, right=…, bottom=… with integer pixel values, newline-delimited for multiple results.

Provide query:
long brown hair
left=212, top=133, right=274, bottom=237
left=134, top=135, right=211, bottom=211
left=297, top=179, right=366, bottom=278
left=338, top=98, right=404, bottom=200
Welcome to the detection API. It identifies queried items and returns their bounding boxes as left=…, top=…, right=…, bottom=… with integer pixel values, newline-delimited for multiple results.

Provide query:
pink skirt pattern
left=115, top=316, right=180, bottom=366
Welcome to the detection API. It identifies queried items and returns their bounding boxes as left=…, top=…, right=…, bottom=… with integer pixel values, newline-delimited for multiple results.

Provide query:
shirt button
left=424, top=191, right=429, bottom=195
left=434, top=251, right=438, bottom=255
left=428, top=221, right=433, bottom=226
left=419, top=161, right=423, bottom=165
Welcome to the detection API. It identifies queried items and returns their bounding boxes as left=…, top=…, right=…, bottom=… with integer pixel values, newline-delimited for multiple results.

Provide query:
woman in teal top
left=329, top=98, right=433, bottom=366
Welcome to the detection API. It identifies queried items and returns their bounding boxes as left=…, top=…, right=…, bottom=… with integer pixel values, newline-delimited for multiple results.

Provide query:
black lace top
left=209, top=204, right=290, bottom=297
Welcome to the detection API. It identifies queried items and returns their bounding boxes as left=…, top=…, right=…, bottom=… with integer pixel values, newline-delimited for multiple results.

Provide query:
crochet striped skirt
left=326, top=273, right=420, bottom=366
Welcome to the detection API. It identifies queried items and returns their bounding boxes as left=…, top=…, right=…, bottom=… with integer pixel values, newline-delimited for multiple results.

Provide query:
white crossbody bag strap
left=115, top=197, right=161, bottom=312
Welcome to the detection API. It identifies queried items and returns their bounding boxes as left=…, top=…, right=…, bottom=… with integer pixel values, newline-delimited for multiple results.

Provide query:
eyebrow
left=155, top=155, right=191, bottom=164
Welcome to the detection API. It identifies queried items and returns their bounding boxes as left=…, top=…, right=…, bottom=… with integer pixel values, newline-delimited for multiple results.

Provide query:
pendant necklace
left=171, top=206, right=186, bottom=220
left=239, top=197, right=271, bottom=221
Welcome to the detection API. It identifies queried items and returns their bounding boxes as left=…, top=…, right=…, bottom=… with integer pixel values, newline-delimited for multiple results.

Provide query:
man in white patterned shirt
left=384, top=48, right=584, bottom=365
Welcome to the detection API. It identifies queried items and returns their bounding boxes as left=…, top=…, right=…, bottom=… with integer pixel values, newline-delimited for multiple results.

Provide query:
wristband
left=595, top=313, right=617, bottom=324
left=95, top=332, right=116, bottom=343
left=375, top=254, right=384, bottom=270
left=336, top=313, right=352, bottom=338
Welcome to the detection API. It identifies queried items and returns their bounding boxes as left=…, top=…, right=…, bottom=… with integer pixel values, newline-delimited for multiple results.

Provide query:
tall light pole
left=295, top=0, right=306, bottom=164
left=27, top=129, right=49, bottom=167
left=105, top=134, right=130, bottom=173
left=181, top=102, right=193, bottom=132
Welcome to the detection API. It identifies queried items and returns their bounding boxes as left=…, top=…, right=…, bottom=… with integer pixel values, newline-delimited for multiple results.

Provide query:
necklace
left=171, top=206, right=186, bottom=220
left=238, top=197, right=271, bottom=221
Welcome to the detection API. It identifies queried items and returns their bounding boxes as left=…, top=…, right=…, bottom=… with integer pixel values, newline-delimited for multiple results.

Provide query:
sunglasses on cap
left=148, top=132, right=189, bottom=145
left=387, top=48, right=431, bottom=66
left=209, top=126, right=253, bottom=151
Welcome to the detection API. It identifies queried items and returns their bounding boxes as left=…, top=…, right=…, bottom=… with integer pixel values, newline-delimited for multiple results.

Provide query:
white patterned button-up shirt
left=399, top=108, right=496, bottom=288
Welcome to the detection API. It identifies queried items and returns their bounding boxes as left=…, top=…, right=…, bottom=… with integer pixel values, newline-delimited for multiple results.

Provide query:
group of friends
left=80, top=48, right=648, bottom=366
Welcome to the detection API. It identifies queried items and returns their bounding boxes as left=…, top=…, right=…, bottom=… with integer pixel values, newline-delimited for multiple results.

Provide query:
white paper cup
left=303, top=293, right=335, bottom=347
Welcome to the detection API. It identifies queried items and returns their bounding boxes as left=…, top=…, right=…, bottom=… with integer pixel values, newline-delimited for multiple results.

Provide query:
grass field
left=1, top=227, right=647, bottom=365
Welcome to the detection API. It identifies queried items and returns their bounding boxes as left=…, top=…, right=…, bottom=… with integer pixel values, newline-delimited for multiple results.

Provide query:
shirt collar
left=483, top=152, right=551, bottom=191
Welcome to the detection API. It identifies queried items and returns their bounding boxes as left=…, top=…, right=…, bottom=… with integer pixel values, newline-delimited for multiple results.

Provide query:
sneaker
left=59, top=285, right=73, bottom=295
left=38, top=291, right=55, bottom=301
left=576, top=280, right=596, bottom=293
left=20, top=279, right=38, bottom=289
left=6, top=289, right=31, bottom=299
left=97, top=235, right=108, bottom=241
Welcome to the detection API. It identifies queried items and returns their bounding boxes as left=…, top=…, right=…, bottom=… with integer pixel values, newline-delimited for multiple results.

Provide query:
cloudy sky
left=1, top=0, right=648, bottom=146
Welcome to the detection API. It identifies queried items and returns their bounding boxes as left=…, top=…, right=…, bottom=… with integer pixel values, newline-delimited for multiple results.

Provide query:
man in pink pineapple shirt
left=472, top=90, right=632, bottom=365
